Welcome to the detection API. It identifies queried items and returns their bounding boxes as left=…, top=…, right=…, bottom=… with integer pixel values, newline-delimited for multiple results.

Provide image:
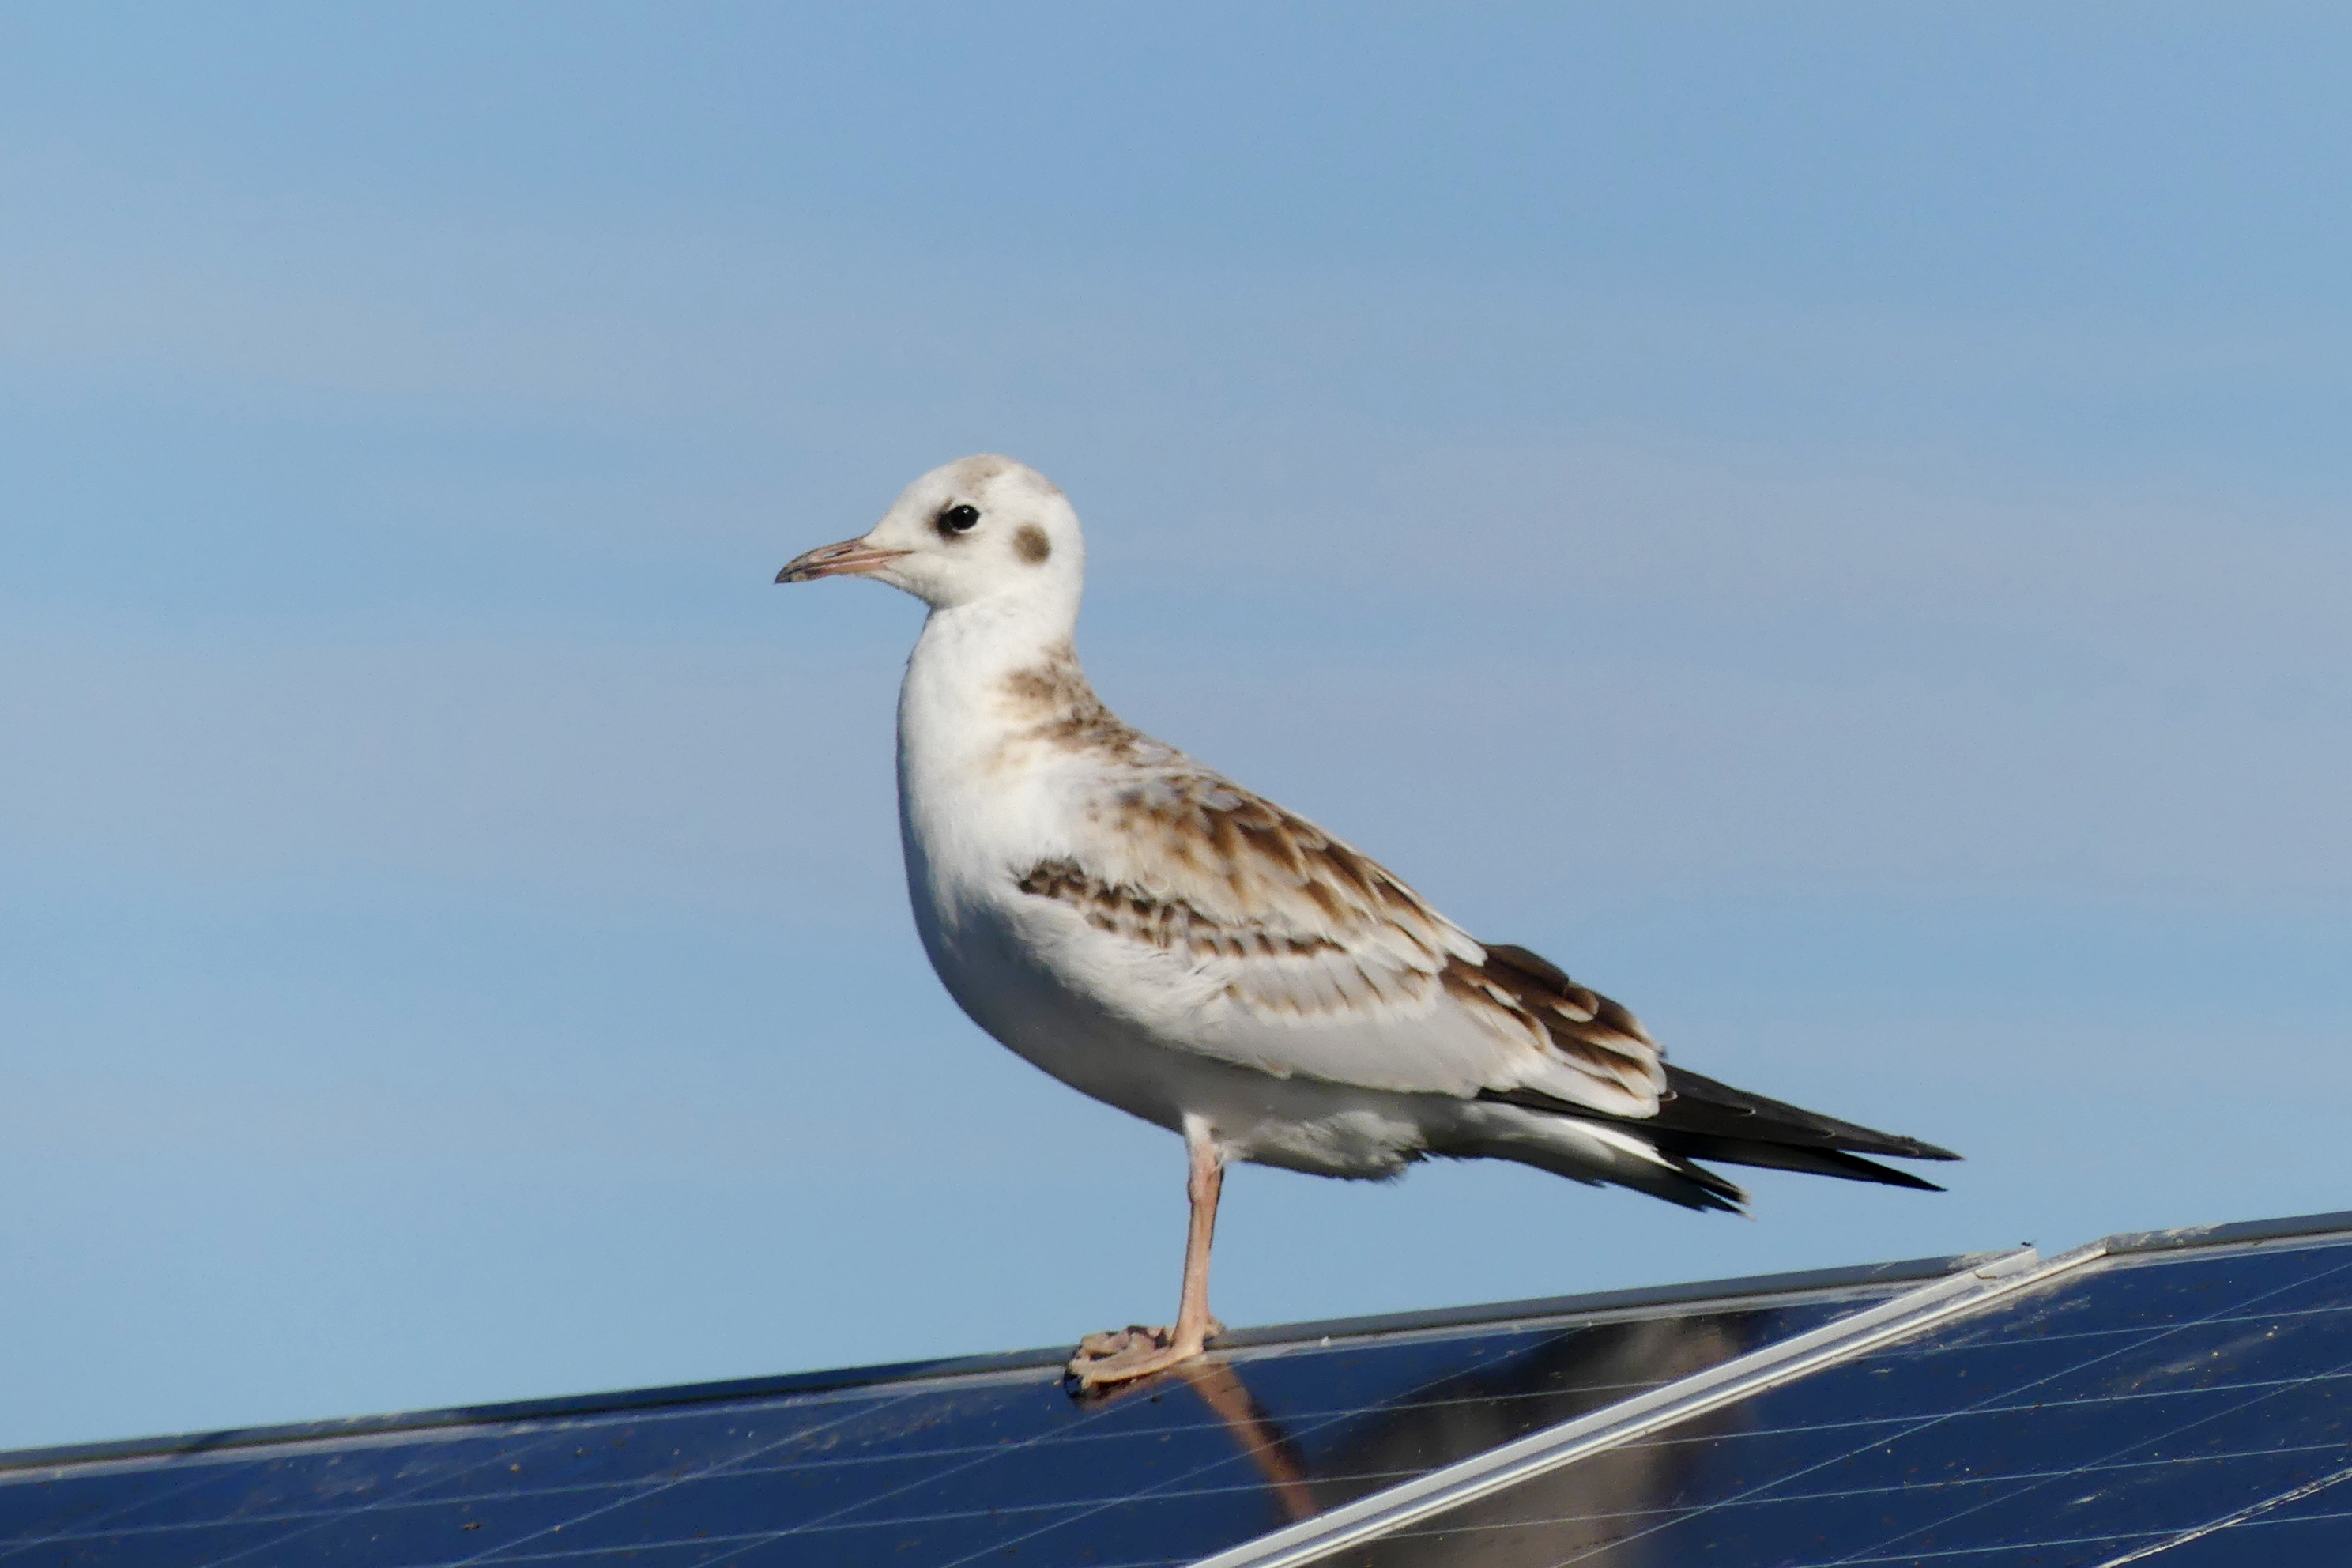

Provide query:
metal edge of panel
left=2100, top=1206, right=2352, bottom=1258
left=0, top=1251, right=1987, bottom=1479
left=1198, top=1205, right=2352, bottom=1568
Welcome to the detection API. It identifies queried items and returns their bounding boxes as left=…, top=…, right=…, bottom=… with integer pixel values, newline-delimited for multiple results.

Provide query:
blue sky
left=3, top=4, right=2350, bottom=1451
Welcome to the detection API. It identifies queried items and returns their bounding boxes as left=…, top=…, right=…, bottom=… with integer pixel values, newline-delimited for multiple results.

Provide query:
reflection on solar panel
left=6, top=1215, right=2350, bottom=1568
left=0, top=1258, right=1947, bottom=1568
left=1216, top=1210, right=2352, bottom=1567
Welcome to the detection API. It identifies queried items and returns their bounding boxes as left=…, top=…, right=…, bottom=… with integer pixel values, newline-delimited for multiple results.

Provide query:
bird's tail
left=1476, top=1065, right=1959, bottom=1212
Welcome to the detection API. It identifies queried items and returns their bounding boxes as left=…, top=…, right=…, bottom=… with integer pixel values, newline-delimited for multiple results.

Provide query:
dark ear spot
left=1013, top=523, right=1051, bottom=565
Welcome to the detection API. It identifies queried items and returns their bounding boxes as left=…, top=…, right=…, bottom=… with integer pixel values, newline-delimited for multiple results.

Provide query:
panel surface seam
left=1193, top=1241, right=2108, bottom=1568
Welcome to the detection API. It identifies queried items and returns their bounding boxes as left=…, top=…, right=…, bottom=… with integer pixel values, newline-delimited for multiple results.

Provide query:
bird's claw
left=1065, top=1319, right=1223, bottom=1389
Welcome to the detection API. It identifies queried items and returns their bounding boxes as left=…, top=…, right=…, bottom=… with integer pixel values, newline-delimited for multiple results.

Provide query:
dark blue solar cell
left=0, top=1286, right=1869, bottom=1568
left=1362, top=1230, right=2352, bottom=1568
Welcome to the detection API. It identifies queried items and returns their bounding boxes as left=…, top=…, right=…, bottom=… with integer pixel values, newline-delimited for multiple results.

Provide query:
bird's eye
left=936, top=503, right=982, bottom=538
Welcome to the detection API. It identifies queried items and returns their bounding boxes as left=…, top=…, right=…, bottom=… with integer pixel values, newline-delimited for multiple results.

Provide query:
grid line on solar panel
left=1340, top=1233, right=2352, bottom=1568
left=0, top=1419, right=616, bottom=1562
left=2086, top=1455, right=2352, bottom=1566
left=1886, top=1298, right=2352, bottom=1353
left=1355, top=1434, right=2352, bottom=1526
left=1365, top=1479, right=2352, bottom=1567
left=1368, top=1518, right=2267, bottom=1565
left=0, top=1378, right=922, bottom=1500
left=448, top=1381, right=1144, bottom=1568
left=1368, top=1442, right=2352, bottom=1557
left=2230, top=1493, right=2352, bottom=1527
left=91, top=1393, right=938, bottom=1568
left=0, top=1393, right=954, bottom=1568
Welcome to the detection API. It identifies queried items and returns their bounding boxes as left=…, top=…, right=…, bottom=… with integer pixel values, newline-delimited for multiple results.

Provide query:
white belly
left=910, top=875, right=1446, bottom=1179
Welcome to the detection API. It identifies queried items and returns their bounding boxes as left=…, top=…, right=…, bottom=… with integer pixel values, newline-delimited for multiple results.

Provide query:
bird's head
left=777, top=455, right=1084, bottom=614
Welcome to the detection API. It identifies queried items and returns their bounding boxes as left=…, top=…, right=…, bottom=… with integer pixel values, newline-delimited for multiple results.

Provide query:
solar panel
left=23, top=1219, right=2343, bottom=1568
left=0, top=1258, right=1951, bottom=1568
left=1269, top=1213, right=2352, bottom=1566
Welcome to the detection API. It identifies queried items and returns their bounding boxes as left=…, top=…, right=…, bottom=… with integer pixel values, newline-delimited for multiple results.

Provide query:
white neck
left=903, top=587, right=1077, bottom=716
left=894, top=590, right=1095, bottom=938
left=899, top=584, right=1084, bottom=793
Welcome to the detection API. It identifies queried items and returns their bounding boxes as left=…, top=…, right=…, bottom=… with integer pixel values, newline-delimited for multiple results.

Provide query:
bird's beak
left=775, top=537, right=910, bottom=583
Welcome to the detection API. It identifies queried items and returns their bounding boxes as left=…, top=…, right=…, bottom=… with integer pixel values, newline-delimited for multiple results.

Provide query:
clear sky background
left=3, top=4, right=2349, bottom=1453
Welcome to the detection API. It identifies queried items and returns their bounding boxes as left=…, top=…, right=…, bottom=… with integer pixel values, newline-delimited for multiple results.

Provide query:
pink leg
left=1069, top=1119, right=1227, bottom=1389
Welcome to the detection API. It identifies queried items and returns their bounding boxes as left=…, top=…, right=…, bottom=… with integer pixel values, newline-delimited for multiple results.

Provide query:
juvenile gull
left=777, top=455, right=1958, bottom=1389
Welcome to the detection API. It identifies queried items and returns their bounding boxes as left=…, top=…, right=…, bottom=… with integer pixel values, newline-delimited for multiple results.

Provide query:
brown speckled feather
left=1001, top=648, right=1668, bottom=1114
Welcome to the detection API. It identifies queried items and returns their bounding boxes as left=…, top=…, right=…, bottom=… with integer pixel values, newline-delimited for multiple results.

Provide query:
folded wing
left=1017, top=763, right=1667, bottom=1117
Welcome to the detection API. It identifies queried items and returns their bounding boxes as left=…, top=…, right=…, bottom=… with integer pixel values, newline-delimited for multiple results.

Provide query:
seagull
left=777, top=454, right=1958, bottom=1389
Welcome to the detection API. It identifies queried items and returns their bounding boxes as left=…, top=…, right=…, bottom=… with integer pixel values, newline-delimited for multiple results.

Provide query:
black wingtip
left=1829, top=1153, right=1948, bottom=1192
left=1663, top=1137, right=1951, bottom=1193
left=1660, top=1067, right=1962, bottom=1164
left=1841, top=1130, right=1962, bottom=1163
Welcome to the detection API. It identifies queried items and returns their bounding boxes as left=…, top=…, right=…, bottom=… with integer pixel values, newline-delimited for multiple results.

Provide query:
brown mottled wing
left=1019, top=763, right=1667, bottom=1116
